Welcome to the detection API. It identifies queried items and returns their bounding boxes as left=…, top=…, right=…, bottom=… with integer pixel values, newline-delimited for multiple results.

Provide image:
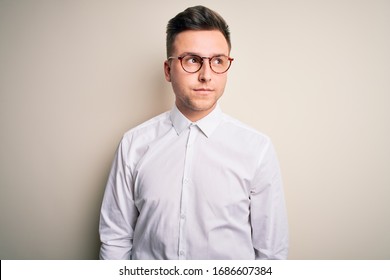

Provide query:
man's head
left=164, top=6, right=233, bottom=121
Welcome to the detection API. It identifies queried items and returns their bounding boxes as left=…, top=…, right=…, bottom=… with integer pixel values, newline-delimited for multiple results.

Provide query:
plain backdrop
left=0, top=0, right=389, bottom=259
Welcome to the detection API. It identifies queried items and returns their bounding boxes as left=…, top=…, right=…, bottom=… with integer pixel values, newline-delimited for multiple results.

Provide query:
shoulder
left=115, top=111, right=172, bottom=153
left=220, top=113, right=281, bottom=171
left=122, top=111, right=171, bottom=140
left=220, top=113, right=271, bottom=145
left=115, top=111, right=172, bottom=165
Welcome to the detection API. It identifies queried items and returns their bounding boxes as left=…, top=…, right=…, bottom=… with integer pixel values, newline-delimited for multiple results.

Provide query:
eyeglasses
left=168, top=54, right=234, bottom=74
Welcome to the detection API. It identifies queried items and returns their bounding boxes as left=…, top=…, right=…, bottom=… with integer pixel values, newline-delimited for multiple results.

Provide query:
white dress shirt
left=99, top=105, right=288, bottom=260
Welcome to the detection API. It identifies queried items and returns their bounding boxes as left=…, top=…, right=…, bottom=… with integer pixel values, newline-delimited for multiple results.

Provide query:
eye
left=214, top=58, right=223, bottom=64
left=212, top=56, right=226, bottom=65
left=185, top=55, right=202, bottom=64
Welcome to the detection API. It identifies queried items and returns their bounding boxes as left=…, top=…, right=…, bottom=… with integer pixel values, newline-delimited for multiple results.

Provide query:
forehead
left=172, top=30, right=230, bottom=55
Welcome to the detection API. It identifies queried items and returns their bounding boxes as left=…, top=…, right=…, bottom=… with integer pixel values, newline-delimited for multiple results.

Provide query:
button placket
left=177, top=124, right=196, bottom=259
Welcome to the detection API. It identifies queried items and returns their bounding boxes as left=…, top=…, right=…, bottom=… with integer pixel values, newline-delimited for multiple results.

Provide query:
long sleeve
left=250, top=140, right=289, bottom=259
left=99, top=136, right=139, bottom=259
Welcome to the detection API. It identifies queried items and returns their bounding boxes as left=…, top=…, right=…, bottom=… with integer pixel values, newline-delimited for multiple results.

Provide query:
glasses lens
left=181, top=55, right=203, bottom=73
left=210, top=56, right=231, bottom=73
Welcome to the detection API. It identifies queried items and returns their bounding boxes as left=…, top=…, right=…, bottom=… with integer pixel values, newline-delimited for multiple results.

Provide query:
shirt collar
left=170, top=104, right=223, bottom=138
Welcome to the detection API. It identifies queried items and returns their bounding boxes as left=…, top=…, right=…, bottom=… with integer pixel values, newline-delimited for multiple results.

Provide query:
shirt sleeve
left=99, top=135, right=139, bottom=259
left=250, top=140, right=289, bottom=259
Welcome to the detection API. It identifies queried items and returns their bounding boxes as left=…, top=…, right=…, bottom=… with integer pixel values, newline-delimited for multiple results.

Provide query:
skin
left=164, top=30, right=230, bottom=122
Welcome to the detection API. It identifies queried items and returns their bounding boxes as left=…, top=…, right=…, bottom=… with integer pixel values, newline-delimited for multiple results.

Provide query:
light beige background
left=1, top=0, right=389, bottom=259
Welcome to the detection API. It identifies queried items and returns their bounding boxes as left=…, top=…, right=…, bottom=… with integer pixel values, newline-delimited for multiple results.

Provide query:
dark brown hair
left=166, top=5, right=231, bottom=57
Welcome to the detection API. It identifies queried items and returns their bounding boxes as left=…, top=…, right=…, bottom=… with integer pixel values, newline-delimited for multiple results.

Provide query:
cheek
left=216, top=75, right=228, bottom=90
left=170, top=71, right=193, bottom=90
left=170, top=77, right=188, bottom=98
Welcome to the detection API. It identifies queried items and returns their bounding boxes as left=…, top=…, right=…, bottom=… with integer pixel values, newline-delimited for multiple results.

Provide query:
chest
left=132, top=130, right=257, bottom=214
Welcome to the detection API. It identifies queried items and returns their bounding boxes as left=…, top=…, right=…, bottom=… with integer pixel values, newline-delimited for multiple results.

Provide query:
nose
left=198, top=59, right=212, bottom=82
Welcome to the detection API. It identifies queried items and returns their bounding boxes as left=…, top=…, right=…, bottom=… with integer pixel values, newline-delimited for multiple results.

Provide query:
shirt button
left=179, top=250, right=185, bottom=256
left=184, top=178, right=189, bottom=184
left=180, top=214, right=185, bottom=219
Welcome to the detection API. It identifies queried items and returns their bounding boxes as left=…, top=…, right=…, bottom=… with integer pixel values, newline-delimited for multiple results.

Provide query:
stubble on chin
left=181, top=96, right=217, bottom=112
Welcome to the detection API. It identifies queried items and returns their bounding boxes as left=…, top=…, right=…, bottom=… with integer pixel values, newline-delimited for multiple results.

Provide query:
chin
left=191, top=100, right=217, bottom=111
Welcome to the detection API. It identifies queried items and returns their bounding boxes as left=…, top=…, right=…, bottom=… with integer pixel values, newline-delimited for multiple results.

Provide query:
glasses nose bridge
left=199, top=56, right=213, bottom=72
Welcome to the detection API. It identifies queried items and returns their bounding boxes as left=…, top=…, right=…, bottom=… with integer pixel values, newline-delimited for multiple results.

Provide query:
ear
left=164, top=60, right=171, bottom=82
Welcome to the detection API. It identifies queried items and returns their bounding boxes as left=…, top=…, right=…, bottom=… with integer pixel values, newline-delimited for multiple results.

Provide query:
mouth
left=193, top=88, right=214, bottom=94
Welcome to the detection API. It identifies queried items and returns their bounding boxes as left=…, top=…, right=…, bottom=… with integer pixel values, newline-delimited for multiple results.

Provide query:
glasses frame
left=168, top=54, right=234, bottom=74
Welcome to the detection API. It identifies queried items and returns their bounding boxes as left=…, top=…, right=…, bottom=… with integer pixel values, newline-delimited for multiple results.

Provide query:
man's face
left=164, top=30, right=230, bottom=121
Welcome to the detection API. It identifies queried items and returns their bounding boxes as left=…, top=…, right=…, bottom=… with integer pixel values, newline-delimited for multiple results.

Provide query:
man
left=99, top=5, right=288, bottom=260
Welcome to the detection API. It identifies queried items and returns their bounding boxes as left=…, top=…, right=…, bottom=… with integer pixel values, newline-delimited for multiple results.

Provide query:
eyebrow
left=179, top=52, right=228, bottom=57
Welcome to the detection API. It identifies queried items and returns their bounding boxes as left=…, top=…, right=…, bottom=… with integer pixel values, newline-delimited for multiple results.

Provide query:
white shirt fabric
left=99, top=105, right=288, bottom=260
